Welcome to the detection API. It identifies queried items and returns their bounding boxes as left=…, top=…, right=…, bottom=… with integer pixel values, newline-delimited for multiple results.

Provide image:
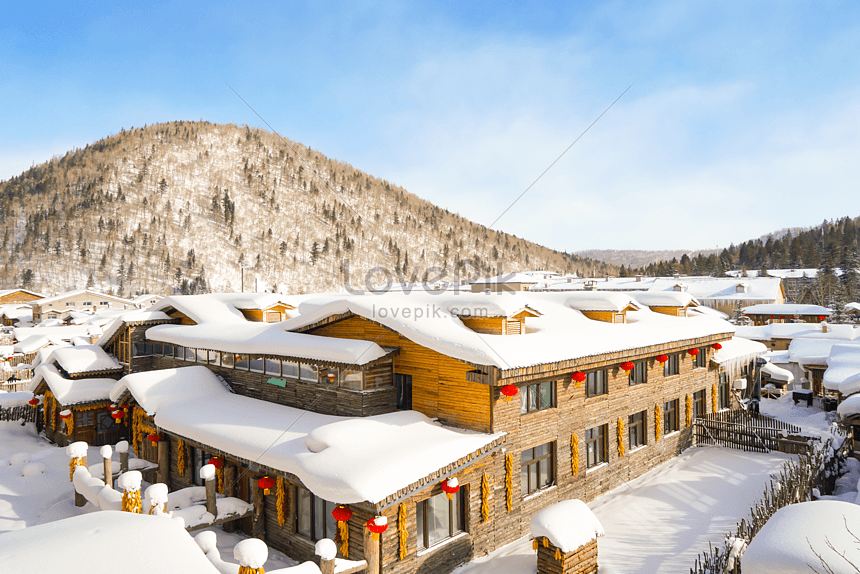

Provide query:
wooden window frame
left=629, top=361, right=647, bottom=386
left=416, top=489, right=465, bottom=551
left=585, top=425, right=607, bottom=468
left=628, top=411, right=646, bottom=449
left=521, top=442, right=554, bottom=494
left=694, top=348, right=707, bottom=369
left=520, top=381, right=556, bottom=414
left=585, top=369, right=608, bottom=398
left=296, top=488, right=337, bottom=542
left=719, top=374, right=730, bottom=410
left=663, top=354, right=680, bottom=377
left=663, top=399, right=679, bottom=434
left=693, top=390, right=706, bottom=418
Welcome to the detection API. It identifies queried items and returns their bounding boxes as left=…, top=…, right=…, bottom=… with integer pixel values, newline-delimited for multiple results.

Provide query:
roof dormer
left=457, top=305, right=541, bottom=335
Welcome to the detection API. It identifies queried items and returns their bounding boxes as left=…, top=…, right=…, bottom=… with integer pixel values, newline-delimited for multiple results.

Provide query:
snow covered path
left=455, top=446, right=794, bottom=574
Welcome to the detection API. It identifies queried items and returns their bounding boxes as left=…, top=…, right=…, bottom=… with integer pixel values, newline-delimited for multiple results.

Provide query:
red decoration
left=687, top=348, right=700, bottom=356
left=28, top=398, right=39, bottom=407
left=111, top=410, right=124, bottom=420
left=60, top=411, right=72, bottom=419
left=711, top=343, right=722, bottom=350
left=819, top=315, right=826, bottom=321
left=147, top=433, right=160, bottom=443
left=656, top=355, right=668, bottom=364
left=366, top=516, right=388, bottom=539
left=332, top=505, right=353, bottom=522
left=500, top=384, right=518, bottom=402
left=258, top=476, right=276, bottom=495
left=620, top=361, right=635, bottom=372
left=770, top=315, right=775, bottom=319
left=441, top=477, right=460, bottom=500
left=571, top=371, right=586, bottom=387
left=208, top=457, right=223, bottom=469
left=780, top=315, right=785, bottom=319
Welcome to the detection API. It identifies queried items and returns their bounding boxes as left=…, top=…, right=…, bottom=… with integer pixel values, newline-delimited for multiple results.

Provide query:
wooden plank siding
left=308, top=315, right=492, bottom=433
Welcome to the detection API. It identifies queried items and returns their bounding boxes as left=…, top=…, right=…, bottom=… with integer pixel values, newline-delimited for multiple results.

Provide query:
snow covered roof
left=530, top=500, right=604, bottom=552
left=823, top=344, right=860, bottom=395
left=13, top=325, right=93, bottom=344
left=0, top=391, right=34, bottom=408
left=761, top=362, right=793, bottom=382
left=288, top=291, right=733, bottom=371
left=630, top=291, right=698, bottom=308
left=118, top=367, right=504, bottom=504
left=471, top=273, right=539, bottom=285
left=742, top=501, right=860, bottom=574
left=97, top=310, right=174, bottom=347
left=728, top=268, right=820, bottom=280
left=0, top=288, right=43, bottom=298
left=34, top=289, right=134, bottom=306
left=789, top=338, right=860, bottom=366
left=847, top=302, right=860, bottom=313
left=742, top=303, right=831, bottom=316
left=562, top=292, right=639, bottom=313
left=132, top=293, right=163, bottom=307
left=649, top=277, right=783, bottom=301
left=29, top=364, right=116, bottom=405
left=12, top=334, right=53, bottom=354
left=50, top=344, right=121, bottom=375
left=0, top=511, right=219, bottom=574
left=710, top=337, right=767, bottom=366
left=0, top=304, right=32, bottom=321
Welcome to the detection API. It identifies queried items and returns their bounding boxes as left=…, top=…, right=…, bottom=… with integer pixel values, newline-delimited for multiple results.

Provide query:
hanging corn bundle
left=177, top=439, right=186, bottom=477
left=66, top=441, right=87, bottom=482
left=686, top=395, right=692, bottom=427
left=505, top=453, right=514, bottom=512
left=480, top=473, right=490, bottom=522
left=398, top=503, right=408, bottom=560
left=276, top=477, right=286, bottom=527
left=332, top=505, right=352, bottom=557
left=117, top=471, right=143, bottom=514
left=617, top=418, right=625, bottom=457
left=571, top=434, right=579, bottom=475
left=655, top=404, right=662, bottom=442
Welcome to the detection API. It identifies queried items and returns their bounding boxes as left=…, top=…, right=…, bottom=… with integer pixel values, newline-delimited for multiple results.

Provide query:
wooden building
left=95, top=291, right=759, bottom=574
left=742, top=304, right=832, bottom=326
left=0, top=289, right=44, bottom=305
left=30, top=290, right=135, bottom=324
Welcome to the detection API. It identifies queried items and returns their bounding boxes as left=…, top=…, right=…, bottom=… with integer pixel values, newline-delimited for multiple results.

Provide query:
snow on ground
left=759, top=392, right=839, bottom=441
left=0, top=420, right=296, bottom=571
left=454, top=446, right=793, bottom=574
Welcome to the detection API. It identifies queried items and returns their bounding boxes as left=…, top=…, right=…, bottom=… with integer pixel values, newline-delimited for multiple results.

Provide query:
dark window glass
left=520, top=381, right=555, bottom=413
left=521, top=442, right=554, bottom=494
left=694, top=348, right=707, bottom=368
left=629, top=411, right=646, bottom=449
left=249, top=355, right=266, bottom=373
left=693, top=390, right=706, bottom=418
left=265, top=358, right=281, bottom=376
left=629, top=362, right=647, bottom=385
left=664, top=354, right=680, bottom=376
left=296, top=488, right=337, bottom=542
left=664, top=399, right=679, bottom=434
left=585, top=425, right=607, bottom=468
left=282, top=361, right=299, bottom=379
left=395, top=374, right=413, bottom=409
left=416, top=490, right=464, bottom=550
left=586, top=370, right=608, bottom=397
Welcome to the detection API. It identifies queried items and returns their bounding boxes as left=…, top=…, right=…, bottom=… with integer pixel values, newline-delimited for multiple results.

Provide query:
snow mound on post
left=116, top=470, right=142, bottom=491
left=530, top=499, right=605, bottom=553
left=234, top=538, right=268, bottom=569
left=100, top=445, right=113, bottom=459
left=315, top=538, right=337, bottom=561
left=194, top=531, right=218, bottom=554
left=116, top=440, right=129, bottom=453
left=199, top=464, right=216, bottom=482
left=743, top=500, right=860, bottom=573
left=146, top=483, right=169, bottom=506
left=66, top=441, right=88, bottom=459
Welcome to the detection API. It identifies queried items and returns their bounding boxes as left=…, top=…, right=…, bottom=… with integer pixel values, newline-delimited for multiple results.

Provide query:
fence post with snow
left=200, top=463, right=218, bottom=518
left=66, top=441, right=88, bottom=507
left=234, top=538, right=267, bottom=574
left=101, top=445, right=112, bottom=487
left=117, top=440, right=129, bottom=473
left=117, top=470, right=143, bottom=513
left=530, top=500, right=605, bottom=574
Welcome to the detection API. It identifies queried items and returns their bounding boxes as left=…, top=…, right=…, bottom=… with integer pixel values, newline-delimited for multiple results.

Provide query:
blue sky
left=3, top=1, right=859, bottom=253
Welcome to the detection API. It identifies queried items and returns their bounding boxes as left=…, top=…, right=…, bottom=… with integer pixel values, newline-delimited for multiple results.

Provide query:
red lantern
left=620, top=361, right=634, bottom=372
left=258, top=476, right=276, bottom=495
left=332, top=505, right=353, bottom=522
left=780, top=316, right=785, bottom=319
left=366, top=516, right=388, bottom=539
left=500, top=385, right=518, bottom=402
left=571, top=371, right=586, bottom=387
left=147, top=434, right=160, bottom=443
left=687, top=348, right=700, bottom=356
left=656, top=355, right=668, bottom=364
left=770, top=315, right=775, bottom=319
left=208, top=457, right=223, bottom=469
left=711, top=343, right=722, bottom=350
left=818, top=315, right=826, bottom=321
left=28, top=398, right=39, bottom=407
left=111, top=410, right=124, bottom=421
left=60, top=410, right=72, bottom=419
left=441, top=477, right=460, bottom=501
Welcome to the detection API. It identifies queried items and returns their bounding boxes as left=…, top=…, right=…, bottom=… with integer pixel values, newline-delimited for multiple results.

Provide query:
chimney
left=673, top=273, right=680, bottom=279
left=584, top=280, right=596, bottom=291
left=822, top=322, right=828, bottom=334
left=635, top=274, right=642, bottom=283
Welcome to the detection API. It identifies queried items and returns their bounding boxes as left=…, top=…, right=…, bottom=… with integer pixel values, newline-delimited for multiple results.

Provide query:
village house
left=81, top=289, right=767, bottom=574
left=30, top=290, right=135, bottom=324
left=741, top=303, right=832, bottom=326
left=0, top=288, right=44, bottom=305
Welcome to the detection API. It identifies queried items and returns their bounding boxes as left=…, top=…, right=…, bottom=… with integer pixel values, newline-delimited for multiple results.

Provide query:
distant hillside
left=575, top=248, right=720, bottom=270
left=0, top=121, right=615, bottom=296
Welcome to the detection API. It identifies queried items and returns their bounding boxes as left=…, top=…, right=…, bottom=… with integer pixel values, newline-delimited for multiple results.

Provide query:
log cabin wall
left=145, top=355, right=396, bottom=417
left=308, top=316, right=493, bottom=433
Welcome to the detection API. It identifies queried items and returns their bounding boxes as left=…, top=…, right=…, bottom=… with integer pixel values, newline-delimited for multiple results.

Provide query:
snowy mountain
left=0, top=121, right=614, bottom=296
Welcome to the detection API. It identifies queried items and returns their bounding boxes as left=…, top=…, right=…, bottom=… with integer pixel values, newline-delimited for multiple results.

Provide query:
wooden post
left=103, top=455, right=112, bottom=488
left=73, top=454, right=88, bottom=507
left=157, top=439, right=169, bottom=485
left=251, top=479, right=265, bottom=540
left=223, top=464, right=236, bottom=533
left=319, top=558, right=335, bottom=574
left=363, top=524, right=380, bottom=574
left=120, top=451, right=129, bottom=473
left=205, top=476, right=218, bottom=518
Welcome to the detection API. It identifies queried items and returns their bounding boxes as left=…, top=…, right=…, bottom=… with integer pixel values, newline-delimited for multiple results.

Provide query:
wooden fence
left=693, top=410, right=810, bottom=454
left=0, top=405, right=37, bottom=423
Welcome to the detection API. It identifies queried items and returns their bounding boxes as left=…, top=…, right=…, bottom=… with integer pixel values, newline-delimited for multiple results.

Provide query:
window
left=196, top=349, right=208, bottom=364
left=133, top=343, right=154, bottom=357
left=628, top=411, right=646, bottom=449
left=153, top=343, right=163, bottom=356
left=341, top=369, right=362, bottom=391
left=299, top=363, right=316, bottom=382
left=207, top=350, right=221, bottom=367
left=521, top=442, right=554, bottom=494
left=66, top=302, right=75, bottom=307
left=265, top=358, right=281, bottom=376
left=82, top=301, right=92, bottom=306
left=184, top=348, right=198, bottom=362
left=282, top=361, right=299, bottom=379
left=694, top=348, right=707, bottom=368
left=100, top=301, right=109, bottom=306
left=75, top=411, right=95, bottom=428
left=663, top=399, right=679, bottom=434
left=395, top=374, right=413, bottom=409
left=235, top=354, right=249, bottom=371
left=586, top=370, right=608, bottom=397
left=249, top=355, right=266, bottom=373
left=191, top=448, right=213, bottom=486
left=296, top=489, right=337, bottom=542
left=417, top=490, right=464, bottom=550
left=664, top=354, right=680, bottom=376
left=629, top=362, right=647, bottom=385
left=693, top=390, right=705, bottom=418
left=585, top=425, right=607, bottom=468
left=521, top=381, right=555, bottom=414
left=719, top=374, right=730, bottom=410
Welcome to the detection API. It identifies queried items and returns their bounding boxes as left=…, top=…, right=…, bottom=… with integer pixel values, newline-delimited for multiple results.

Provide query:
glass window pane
left=428, top=493, right=450, bottom=547
left=529, top=464, right=538, bottom=493
left=521, top=448, right=534, bottom=464
left=521, top=463, right=529, bottom=495
left=249, top=355, right=265, bottom=373
left=539, top=458, right=550, bottom=487
left=314, top=496, right=325, bottom=540
left=297, top=489, right=311, bottom=538
left=451, top=492, right=462, bottom=533
left=299, top=363, right=316, bottom=382
left=520, top=386, right=528, bottom=414
left=341, top=370, right=362, bottom=390
left=539, top=382, right=553, bottom=409
left=528, top=386, right=537, bottom=412
left=235, top=354, right=249, bottom=371
left=222, top=353, right=235, bottom=368
left=417, top=501, right=425, bottom=549
left=325, top=500, right=337, bottom=540
left=265, top=358, right=281, bottom=376
left=209, top=350, right=221, bottom=367
left=282, top=361, right=299, bottom=379
left=196, top=349, right=207, bottom=364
